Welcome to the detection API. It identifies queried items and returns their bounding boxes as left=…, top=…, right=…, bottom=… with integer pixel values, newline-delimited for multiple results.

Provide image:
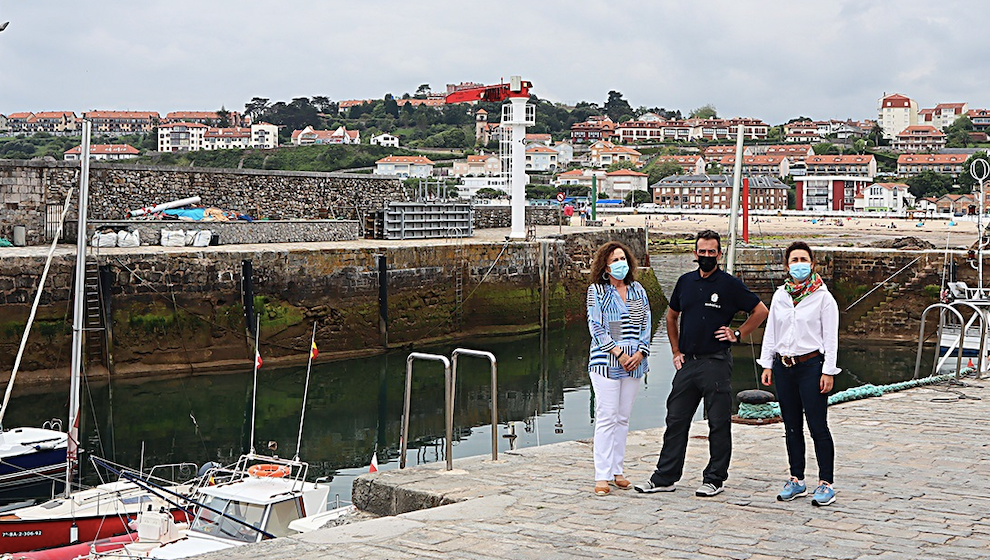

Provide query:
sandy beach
left=604, top=212, right=981, bottom=249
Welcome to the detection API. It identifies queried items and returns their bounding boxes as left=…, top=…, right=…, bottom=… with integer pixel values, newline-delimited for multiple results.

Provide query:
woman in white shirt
left=759, top=241, right=839, bottom=507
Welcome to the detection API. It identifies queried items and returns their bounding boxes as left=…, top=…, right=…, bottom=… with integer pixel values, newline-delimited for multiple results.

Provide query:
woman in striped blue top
left=587, top=241, right=653, bottom=496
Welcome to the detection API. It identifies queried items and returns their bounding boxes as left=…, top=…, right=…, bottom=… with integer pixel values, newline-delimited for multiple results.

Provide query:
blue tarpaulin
left=163, top=208, right=206, bottom=220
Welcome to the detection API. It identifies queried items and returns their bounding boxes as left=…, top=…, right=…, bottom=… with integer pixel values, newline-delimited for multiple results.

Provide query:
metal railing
left=914, top=303, right=965, bottom=379
left=399, top=349, right=499, bottom=471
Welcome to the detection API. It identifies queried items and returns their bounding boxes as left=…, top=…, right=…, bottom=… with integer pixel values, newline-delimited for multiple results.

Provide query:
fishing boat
left=0, top=427, right=68, bottom=494
left=89, top=454, right=353, bottom=560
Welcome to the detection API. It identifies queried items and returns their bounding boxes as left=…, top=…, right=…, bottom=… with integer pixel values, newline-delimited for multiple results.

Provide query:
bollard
left=12, top=225, right=26, bottom=246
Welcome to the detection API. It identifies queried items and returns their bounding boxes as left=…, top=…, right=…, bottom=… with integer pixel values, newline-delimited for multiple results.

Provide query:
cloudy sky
left=1, top=0, right=988, bottom=124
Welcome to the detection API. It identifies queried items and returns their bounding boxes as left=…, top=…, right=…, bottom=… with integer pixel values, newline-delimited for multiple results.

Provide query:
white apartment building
left=158, top=122, right=207, bottom=152
left=370, top=133, right=400, bottom=148
left=525, top=145, right=558, bottom=172
left=877, top=93, right=918, bottom=140
left=374, top=156, right=435, bottom=178
left=64, top=144, right=140, bottom=161
left=854, top=183, right=915, bottom=212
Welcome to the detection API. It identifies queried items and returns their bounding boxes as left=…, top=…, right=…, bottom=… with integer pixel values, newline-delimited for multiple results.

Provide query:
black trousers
left=652, top=350, right=733, bottom=486
left=773, top=354, right=834, bottom=484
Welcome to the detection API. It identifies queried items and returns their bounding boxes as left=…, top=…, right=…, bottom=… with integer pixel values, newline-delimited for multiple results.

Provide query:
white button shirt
left=758, top=284, right=841, bottom=376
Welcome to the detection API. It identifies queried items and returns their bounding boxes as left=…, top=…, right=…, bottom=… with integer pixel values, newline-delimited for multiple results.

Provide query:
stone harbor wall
left=0, top=229, right=657, bottom=381
left=80, top=220, right=360, bottom=245
left=0, top=159, right=404, bottom=245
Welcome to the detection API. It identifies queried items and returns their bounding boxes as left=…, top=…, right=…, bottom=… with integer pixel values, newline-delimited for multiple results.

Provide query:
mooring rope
left=736, top=372, right=959, bottom=419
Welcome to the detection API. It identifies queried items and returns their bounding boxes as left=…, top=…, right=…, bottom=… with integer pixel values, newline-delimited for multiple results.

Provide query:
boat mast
left=293, top=322, right=317, bottom=460
left=249, top=314, right=260, bottom=455
left=726, top=122, right=745, bottom=274
left=67, top=120, right=92, bottom=493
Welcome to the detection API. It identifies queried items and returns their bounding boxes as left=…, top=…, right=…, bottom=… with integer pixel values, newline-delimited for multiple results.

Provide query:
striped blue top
left=587, top=281, right=653, bottom=379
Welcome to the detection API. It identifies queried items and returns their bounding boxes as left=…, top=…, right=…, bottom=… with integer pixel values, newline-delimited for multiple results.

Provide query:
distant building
left=553, top=141, right=574, bottom=166
left=896, top=154, right=967, bottom=176
left=251, top=123, right=279, bottom=149
left=64, top=143, right=140, bottom=161
left=5, top=112, right=34, bottom=134
left=916, top=197, right=939, bottom=213
left=158, top=122, right=208, bottom=152
left=375, top=155, right=435, bottom=178
left=652, top=174, right=787, bottom=210
left=604, top=169, right=648, bottom=198
left=967, top=109, right=990, bottom=132
left=84, top=111, right=159, bottom=136
left=932, top=103, right=968, bottom=130
left=291, top=125, right=360, bottom=145
left=588, top=140, right=641, bottom=168
left=525, top=145, right=558, bottom=172
left=370, top=133, right=400, bottom=148
left=654, top=155, right=706, bottom=175
left=4, top=111, right=79, bottom=135
left=525, top=133, right=552, bottom=146
left=554, top=168, right=606, bottom=189
left=796, top=155, right=876, bottom=211
left=936, top=193, right=975, bottom=214
left=703, top=145, right=753, bottom=159
left=760, top=144, right=815, bottom=162
left=892, top=125, right=946, bottom=153
left=452, top=154, right=500, bottom=177
left=0, top=114, right=7, bottom=133
left=571, top=116, right=616, bottom=143
left=164, top=110, right=244, bottom=127
left=854, top=183, right=914, bottom=212
left=877, top=93, right=918, bottom=140
left=718, top=155, right=790, bottom=178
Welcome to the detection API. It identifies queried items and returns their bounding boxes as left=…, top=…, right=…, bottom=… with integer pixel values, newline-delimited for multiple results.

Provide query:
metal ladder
left=83, top=259, right=106, bottom=366
left=399, top=349, right=498, bottom=470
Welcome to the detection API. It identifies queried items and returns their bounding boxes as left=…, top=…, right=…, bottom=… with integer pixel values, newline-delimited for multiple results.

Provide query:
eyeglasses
left=696, top=249, right=719, bottom=256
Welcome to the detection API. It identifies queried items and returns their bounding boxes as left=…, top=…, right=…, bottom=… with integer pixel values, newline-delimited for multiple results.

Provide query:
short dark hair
left=696, top=229, right=721, bottom=253
left=785, top=241, right=814, bottom=263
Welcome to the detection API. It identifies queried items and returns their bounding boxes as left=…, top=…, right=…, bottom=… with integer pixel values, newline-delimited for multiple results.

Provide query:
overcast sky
left=1, top=0, right=988, bottom=125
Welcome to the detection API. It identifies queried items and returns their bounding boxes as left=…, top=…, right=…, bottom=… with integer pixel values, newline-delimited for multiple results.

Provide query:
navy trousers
left=652, top=350, right=733, bottom=486
left=773, top=355, right=834, bottom=484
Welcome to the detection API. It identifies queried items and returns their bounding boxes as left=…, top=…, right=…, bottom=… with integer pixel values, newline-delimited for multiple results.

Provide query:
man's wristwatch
left=733, top=329, right=742, bottom=342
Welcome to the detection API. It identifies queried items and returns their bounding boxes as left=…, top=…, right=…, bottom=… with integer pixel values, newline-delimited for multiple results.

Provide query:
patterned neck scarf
left=784, top=272, right=823, bottom=305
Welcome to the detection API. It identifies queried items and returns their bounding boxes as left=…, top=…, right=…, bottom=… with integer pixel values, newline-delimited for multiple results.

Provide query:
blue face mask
left=789, top=262, right=812, bottom=282
left=609, top=260, right=629, bottom=280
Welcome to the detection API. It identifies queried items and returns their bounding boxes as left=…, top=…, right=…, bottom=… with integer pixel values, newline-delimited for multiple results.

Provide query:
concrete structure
left=718, top=155, right=790, bottom=178
left=0, top=159, right=404, bottom=245
left=157, top=122, right=208, bottom=152
left=63, top=144, right=140, bottom=161
left=897, top=154, right=968, bottom=176
left=374, top=156, right=435, bottom=178
left=652, top=174, right=787, bottom=210
left=893, top=125, right=947, bottom=153
left=854, top=182, right=914, bottom=212
left=370, top=133, right=399, bottom=148
left=878, top=93, right=918, bottom=140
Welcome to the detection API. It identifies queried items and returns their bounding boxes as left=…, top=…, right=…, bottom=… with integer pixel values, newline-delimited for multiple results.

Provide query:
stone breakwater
left=0, top=159, right=404, bottom=245
left=0, top=228, right=664, bottom=382
left=82, top=219, right=361, bottom=245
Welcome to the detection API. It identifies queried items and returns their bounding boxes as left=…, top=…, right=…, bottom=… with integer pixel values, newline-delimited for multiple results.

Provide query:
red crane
left=443, top=79, right=532, bottom=104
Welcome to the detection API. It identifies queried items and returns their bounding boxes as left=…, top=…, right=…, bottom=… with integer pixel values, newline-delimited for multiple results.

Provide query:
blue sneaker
left=812, top=483, right=835, bottom=506
left=777, top=478, right=807, bottom=501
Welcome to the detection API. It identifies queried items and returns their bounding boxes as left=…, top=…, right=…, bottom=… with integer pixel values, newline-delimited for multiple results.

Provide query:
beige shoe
left=610, top=475, right=632, bottom=489
left=594, top=481, right=610, bottom=496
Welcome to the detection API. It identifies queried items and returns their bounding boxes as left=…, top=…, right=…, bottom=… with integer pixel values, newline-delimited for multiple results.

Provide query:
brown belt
left=775, top=350, right=822, bottom=368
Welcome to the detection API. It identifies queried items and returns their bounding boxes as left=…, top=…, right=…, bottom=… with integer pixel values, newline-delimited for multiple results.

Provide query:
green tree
left=649, top=161, right=685, bottom=184
left=604, top=91, right=634, bottom=122
left=905, top=170, right=954, bottom=199
left=853, top=139, right=867, bottom=154
left=606, top=160, right=638, bottom=172
left=216, top=106, right=231, bottom=128
left=958, top=151, right=990, bottom=192
left=415, top=84, right=431, bottom=99
left=689, top=104, right=718, bottom=119
left=244, top=97, right=270, bottom=122
left=813, top=142, right=840, bottom=155
left=945, top=116, right=975, bottom=148
left=625, top=190, right=652, bottom=205
left=525, top=184, right=557, bottom=199
left=476, top=188, right=507, bottom=198
left=383, top=95, right=399, bottom=118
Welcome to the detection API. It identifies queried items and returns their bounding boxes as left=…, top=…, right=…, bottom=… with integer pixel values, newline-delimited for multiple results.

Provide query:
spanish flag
left=311, top=340, right=319, bottom=360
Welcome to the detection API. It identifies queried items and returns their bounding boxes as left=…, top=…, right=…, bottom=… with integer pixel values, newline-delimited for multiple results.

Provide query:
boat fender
left=197, top=461, right=221, bottom=478
left=247, top=464, right=290, bottom=478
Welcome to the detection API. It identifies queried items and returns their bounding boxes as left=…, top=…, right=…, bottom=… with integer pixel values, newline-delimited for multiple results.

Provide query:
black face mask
left=697, top=255, right=718, bottom=273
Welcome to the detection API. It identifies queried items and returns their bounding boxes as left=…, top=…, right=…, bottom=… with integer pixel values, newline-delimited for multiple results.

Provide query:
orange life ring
left=247, top=464, right=290, bottom=478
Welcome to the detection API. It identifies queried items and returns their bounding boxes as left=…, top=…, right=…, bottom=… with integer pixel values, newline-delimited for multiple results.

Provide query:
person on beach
left=635, top=230, right=768, bottom=497
left=586, top=241, right=653, bottom=496
left=758, top=241, right=839, bottom=506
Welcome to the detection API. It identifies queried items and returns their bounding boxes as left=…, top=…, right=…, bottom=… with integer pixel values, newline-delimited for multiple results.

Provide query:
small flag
left=311, top=340, right=319, bottom=360
left=369, top=452, right=379, bottom=473
left=255, top=350, right=263, bottom=369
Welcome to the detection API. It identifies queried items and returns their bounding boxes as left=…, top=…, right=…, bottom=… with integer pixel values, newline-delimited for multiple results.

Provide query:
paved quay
left=207, top=377, right=990, bottom=560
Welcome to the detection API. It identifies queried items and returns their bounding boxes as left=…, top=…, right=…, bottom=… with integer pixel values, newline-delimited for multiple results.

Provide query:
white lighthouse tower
left=501, top=76, right=535, bottom=240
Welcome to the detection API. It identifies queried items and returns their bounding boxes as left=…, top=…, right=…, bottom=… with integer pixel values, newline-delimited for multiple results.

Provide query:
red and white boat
left=0, top=479, right=194, bottom=554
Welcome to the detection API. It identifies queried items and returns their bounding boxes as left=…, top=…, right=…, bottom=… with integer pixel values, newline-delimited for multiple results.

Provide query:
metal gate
left=44, top=203, right=65, bottom=241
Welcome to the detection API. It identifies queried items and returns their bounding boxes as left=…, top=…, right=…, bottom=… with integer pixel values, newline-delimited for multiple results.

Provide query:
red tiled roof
left=526, top=145, right=557, bottom=154
left=467, top=155, right=495, bottom=163
left=159, top=122, right=208, bottom=129
left=205, top=127, right=251, bottom=138
left=376, top=156, right=435, bottom=165
left=719, top=155, right=786, bottom=164
left=881, top=94, right=912, bottom=108
left=935, top=103, right=966, bottom=112
left=605, top=169, right=647, bottom=176
left=559, top=169, right=585, bottom=176
left=7, top=112, right=33, bottom=119
left=84, top=111, right=159, bottom=119
left=806, top=155, right=875, bottom=164
left=166, top=111, right=220, bottom=119
left=896, top=125, right=945, bottom=137
left=33, top=111, right=75, bottom=119
left=64, top=144, right=140, bottom=155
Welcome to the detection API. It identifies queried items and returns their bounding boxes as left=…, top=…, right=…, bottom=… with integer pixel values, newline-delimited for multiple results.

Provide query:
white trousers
left=590, top=373, right=641, bottom=481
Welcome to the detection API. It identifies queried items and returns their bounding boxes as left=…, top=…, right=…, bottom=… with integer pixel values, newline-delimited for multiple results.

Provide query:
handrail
left=400, top=353, right=452, bottom=470
left=948, top=301, right=990, bottom=374
left=451, top=348, right=499, bottom=462
left=845, top=256, right=922, bottom=312
left=915, top=303, right=965, bottom=379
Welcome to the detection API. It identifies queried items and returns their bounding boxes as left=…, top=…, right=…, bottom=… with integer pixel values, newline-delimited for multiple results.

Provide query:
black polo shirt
left=668, top=267, right=762, bottom=355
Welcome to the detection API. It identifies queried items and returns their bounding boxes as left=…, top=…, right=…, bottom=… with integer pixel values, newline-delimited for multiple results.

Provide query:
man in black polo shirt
left=635, top=230, right=768, bottom=497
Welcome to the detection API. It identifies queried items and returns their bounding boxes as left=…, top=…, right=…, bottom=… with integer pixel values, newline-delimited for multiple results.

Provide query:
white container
left=12, top=225, right=26, bottom=246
